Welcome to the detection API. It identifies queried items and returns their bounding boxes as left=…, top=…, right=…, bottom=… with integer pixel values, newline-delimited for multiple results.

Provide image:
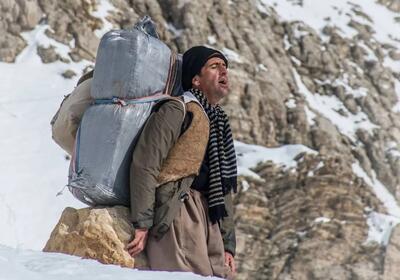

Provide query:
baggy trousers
left=146, top=189, right=232, bottom=279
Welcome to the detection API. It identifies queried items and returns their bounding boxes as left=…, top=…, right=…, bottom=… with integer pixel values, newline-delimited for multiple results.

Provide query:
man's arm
left=221, top=191, right=236, bottom=273
left=127, top=100, right=185, bottom=256
left=220, top=191, right=236, bottom=256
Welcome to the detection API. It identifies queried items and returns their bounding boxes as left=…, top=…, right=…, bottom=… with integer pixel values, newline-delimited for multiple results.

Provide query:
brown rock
left=37, top=45, right=59, bottom=63
left=62, top=69, right=77, bottom=79
left=377, top=0, right=400, bottom=12
left=383, top=224, right=400, bottom=280
left=43, top=206, right=148, bottom=269
left=15, top=0, right=42, bottom=29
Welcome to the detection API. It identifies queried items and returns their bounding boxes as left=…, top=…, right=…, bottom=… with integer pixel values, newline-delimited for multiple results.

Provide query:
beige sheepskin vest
left=157, top=101, right=210, bottom=185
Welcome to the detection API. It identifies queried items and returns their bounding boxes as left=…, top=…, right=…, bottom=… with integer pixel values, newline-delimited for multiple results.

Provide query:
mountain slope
left=0, top=0, right=399, bottom=279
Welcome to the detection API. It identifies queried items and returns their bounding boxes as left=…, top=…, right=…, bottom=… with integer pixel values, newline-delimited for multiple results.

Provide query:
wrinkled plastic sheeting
left=68, top=102, right=154, bottom=206
left=92, top=28, right=172, bottom=99
left=134, top=15, right=159, bottom=39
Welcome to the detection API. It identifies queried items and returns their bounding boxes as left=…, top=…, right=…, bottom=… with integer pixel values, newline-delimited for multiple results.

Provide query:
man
left=126, top=46, right=237, bottom=279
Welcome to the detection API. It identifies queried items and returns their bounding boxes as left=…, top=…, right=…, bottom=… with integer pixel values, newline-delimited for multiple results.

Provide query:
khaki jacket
left=130, top=99, right=236, bottom=256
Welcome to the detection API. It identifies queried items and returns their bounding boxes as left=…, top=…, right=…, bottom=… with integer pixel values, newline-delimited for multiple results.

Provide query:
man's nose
left=219, top=65, right=227, bottom=75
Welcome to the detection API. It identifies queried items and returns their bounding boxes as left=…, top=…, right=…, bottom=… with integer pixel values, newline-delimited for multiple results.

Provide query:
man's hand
left=224, top=251, right=236, bottom=274
left=127, top=228, right=149, bottom=257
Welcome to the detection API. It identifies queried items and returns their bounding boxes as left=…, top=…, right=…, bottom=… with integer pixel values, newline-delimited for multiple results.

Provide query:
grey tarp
left=67, top=17, right=183, bottom=206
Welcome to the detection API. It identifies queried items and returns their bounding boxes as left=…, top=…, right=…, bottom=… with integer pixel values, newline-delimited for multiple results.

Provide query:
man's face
left=192, top=57, right=229, bottom=105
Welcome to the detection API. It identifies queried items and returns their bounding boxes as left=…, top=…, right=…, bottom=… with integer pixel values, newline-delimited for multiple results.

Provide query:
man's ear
left=192, top=75, right=201, bottom=88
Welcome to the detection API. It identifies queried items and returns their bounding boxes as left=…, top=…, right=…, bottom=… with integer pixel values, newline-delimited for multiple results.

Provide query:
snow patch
left=290, top=56, right=302, bottom=66
left=166, top=22, right=183, bottom=38
left=90, top=0, right=115, bottom=38
left=352, top=162, right=400, bottom=245
left=0, top=245, right=214, bottom=280
left=257, top=0, right=270, bottom=15
left=304, top=105, right=316, bottom=126
left=352, top=162, right=400, bottom=218
left=366, top=212, right=398, bottom=246
left=293, top=69, right=378, bottom=141
left=386, top=141, right=400, bottom=158
left=0, top=25, right=89, bottom=250
left=222, top=48, right=243, bottom=63
left=241, top=180, right=250, bottom=192
left=235, top=141, right=317, bottom=180
left=285, top=99, right=297, bottom=109
left=260, top=0, right=400, bottom=74
left=207, top=35, right=217, bottom=45
left=19, top=24, right=72, bottom=61
left=314, top=217, right=331, bottom=224
left=332, top=74, right=368, bottom=99
left=256, top=63, right=268, bottom=72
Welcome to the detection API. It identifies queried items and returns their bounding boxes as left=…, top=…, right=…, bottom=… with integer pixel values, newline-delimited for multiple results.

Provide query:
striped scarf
left=190, top=88, right=237, bottom=223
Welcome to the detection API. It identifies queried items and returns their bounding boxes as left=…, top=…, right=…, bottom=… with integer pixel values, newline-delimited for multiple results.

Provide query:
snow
left=207, top=36, right=217, bottom=45
left=386, top=141, right=400, bottom=158
left=331, top=74, right=368, bottom=99
left=293, top=69, right=378, bottom=141
left=241, top=180, right=250, bottom=192
left=256, top=0, right=270, bottom=16
left=0, top=245, right=215, bottom=280
left=314, top=217, right=331, bottom=224
left=0, top=24, right=89, bottom=251
left=256, top=63, right=268, bottom=72
left=290, top=55, right=301, bottom=66
left=352, top=162, right=400, bottom=245
left=261, top=0, right=400, bottom=116
left=366, top=212, right=399, bottom=246
left=304, top=105, right=316, bottom=126
left=352, top=163, right=400, bottom=218
left=166, top=22, right=184, bottom=39
left=357, top=41, right=378, bottom=62
left=235, top=141, right=317, bottom=180
left=221, top=48, right=243, bottom=64
left=285, top=98, right=296, bottom=109
left=90, top=0, right=115, bottom=38
left=262, top=0, right=400, bottom=49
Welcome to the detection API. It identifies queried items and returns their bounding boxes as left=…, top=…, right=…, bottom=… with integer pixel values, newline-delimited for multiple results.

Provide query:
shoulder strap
left=77, top=70, right=94, bottom=86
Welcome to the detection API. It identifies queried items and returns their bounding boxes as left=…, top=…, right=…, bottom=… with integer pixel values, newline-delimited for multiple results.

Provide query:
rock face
left=235, top=155, right=386, bottom=279
left=43, top=206, right=148, bottom=269
left=6, top=0, right=400, bottom=279
left=384, top=224, right=400, bottom=280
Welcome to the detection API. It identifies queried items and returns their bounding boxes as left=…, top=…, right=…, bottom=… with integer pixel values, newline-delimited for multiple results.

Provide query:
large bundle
left=51, top=78, right=93, bottom=155
left=67, top=17, right=183, bottom=206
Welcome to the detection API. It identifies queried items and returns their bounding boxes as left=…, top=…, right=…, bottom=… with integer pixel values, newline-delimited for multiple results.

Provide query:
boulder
left=383, top=224, right=400, bottom=280
left=43, top=206, right=148, bottom=269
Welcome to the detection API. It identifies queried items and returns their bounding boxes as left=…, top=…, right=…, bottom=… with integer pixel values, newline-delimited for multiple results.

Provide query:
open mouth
left=219, top=79, right=228, bottom=86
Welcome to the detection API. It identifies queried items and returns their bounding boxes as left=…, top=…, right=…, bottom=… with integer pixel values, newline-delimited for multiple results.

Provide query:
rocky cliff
left=3, top=0, right=400, bottom=279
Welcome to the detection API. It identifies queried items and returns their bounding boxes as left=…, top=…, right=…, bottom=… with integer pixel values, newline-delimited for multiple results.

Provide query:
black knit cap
left=182, top=46, right=228, bottom=91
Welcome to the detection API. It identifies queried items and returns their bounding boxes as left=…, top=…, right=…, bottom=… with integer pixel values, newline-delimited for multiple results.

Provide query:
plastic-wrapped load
left=67, top=16, right=183, bottom=206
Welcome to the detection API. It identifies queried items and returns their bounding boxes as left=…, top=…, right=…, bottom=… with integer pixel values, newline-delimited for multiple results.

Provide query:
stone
left=43, top=206, right=148, bottom=269
left=389, top=49, right=400, bottom=61
left=0, top=34, right=27, bottom=63
left=62, top=69, right=76, bottom=79
left=383, top=224, right=400, bottom=280
left=15, top=0, right=42, bottom=29
left=37, top=45, right=59, bottom=63
left=377, top=0, right=400, bottom=12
